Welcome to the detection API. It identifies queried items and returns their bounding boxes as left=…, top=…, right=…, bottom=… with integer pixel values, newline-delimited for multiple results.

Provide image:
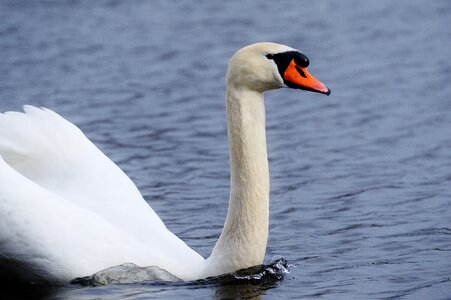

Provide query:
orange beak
left=284, top=59, right=330, bottom=95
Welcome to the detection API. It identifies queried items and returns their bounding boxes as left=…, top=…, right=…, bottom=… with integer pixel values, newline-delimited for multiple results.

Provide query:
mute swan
left=0, top=42, right=329, bottom=284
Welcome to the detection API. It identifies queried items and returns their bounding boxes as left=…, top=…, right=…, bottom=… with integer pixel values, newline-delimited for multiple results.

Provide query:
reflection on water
left=71, top=263, right=180, bottom=286
left=1, top=282, right=56, bottom=300
left=1, top=0, right=450, bottom=298
left=46, top=259, right=289, bottom=299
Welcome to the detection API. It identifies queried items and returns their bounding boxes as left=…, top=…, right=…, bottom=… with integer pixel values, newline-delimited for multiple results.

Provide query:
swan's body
left=0, top=42, right=329, bottom=284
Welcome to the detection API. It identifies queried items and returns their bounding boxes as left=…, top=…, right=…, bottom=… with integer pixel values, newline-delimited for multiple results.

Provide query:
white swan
left=0, top=42, right=329, bottom=284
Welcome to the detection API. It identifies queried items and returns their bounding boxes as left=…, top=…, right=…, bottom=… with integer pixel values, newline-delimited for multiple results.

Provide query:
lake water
left=1, top=0, right=450, bottom=299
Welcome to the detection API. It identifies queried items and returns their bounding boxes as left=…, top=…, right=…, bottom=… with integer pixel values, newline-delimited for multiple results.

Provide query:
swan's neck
left=204, top=86, right=269, bottom=276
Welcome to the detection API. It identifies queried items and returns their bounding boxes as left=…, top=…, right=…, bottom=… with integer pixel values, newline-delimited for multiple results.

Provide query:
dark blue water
left=1, top=0, right=450, bottom=299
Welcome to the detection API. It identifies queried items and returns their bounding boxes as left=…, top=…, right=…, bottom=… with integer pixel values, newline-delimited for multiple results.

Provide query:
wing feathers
left=0, top=106, right=166, bottom=239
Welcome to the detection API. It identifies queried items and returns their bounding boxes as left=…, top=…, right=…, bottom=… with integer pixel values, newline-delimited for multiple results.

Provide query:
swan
left=0, top=42, right=330, bottom=284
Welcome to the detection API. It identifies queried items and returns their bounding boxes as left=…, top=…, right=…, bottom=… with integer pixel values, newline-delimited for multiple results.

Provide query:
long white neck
left=203, top=85, right=270, bottom=277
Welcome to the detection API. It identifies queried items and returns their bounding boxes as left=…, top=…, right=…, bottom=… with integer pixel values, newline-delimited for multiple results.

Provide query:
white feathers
left=0, top=106, right=204, bottom=282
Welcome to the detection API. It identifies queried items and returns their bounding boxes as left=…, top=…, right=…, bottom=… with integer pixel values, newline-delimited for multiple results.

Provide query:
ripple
left=70, top=258, right=290, bottom=288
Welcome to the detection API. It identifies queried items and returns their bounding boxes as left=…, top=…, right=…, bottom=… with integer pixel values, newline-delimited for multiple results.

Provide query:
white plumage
left=0, top=106, right=204, bottom=282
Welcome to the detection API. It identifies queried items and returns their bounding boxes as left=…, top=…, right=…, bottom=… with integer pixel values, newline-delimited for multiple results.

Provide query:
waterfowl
left=0, top=42, right=329, bottom=283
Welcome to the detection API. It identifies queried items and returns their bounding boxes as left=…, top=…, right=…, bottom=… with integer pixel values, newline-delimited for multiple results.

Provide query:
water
left=1, top=0, right=450, bottom=298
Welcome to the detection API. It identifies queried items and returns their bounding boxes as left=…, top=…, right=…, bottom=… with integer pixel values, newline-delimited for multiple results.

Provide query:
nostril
left=295, top=66, right=307, bottom=78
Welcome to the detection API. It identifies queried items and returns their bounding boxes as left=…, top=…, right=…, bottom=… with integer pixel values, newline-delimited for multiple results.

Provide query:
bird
left=0, top=42, right=330, bottom=284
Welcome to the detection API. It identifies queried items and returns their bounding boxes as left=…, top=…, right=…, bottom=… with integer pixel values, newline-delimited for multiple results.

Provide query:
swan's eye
left=266, top=51, right=303, bottom=78
left=266, top=51, right=309, bottom=68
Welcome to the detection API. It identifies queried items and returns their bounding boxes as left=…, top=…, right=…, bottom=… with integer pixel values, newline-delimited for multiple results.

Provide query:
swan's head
left=227, top=42, right=330, bottom=95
